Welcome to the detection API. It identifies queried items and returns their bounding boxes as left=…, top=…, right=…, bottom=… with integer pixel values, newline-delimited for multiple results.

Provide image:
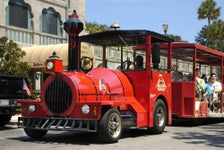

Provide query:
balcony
left=0, top=25, right=66, bottom=46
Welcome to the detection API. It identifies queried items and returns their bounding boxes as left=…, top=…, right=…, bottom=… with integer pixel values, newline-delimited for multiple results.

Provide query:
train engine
left=18, top=11, right=173, bottom=143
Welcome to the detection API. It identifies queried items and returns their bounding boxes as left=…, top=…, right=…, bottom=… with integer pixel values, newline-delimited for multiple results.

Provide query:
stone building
left=0, top=0, right=86, bottom=47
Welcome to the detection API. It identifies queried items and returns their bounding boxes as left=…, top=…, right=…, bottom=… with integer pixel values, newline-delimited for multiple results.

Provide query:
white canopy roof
left=21, top=43, right=94, bottom=68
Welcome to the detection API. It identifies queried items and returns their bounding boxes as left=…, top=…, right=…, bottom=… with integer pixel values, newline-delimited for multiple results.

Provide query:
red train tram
left=18, top=11, right=173, bottom=143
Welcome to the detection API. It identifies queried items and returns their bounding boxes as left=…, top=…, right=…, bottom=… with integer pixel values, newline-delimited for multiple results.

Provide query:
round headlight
left=47, top=61, right=54, bottom=70
left=82, top=105, right=90, bottom=114
left=28, top=105, right=36, bottom=113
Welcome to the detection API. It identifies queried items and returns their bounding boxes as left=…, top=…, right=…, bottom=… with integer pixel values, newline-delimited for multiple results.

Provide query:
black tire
left=97, top=108, right=122, bottom=143
left=0, top=114, right=12, bottom=127
left=24, top=128, right=48, bottom=139
left=151, top=99, right=167, bottom=134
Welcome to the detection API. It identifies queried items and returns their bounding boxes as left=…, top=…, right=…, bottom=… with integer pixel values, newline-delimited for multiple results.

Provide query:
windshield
left=79, top=30, right=173, bottom=71
left=83, top=37, right=146, bottom=70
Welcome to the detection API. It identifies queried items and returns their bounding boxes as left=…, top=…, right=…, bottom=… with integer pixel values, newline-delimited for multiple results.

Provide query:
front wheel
left=151, top=99, right=167, bottom=134
left=24, top=128, right=48, bottom=139
left=97, top=108, right=122, bottom=143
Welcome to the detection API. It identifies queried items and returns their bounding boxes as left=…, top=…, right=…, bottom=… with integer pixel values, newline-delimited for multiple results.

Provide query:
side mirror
left=152, top=44, right=160, bottom=69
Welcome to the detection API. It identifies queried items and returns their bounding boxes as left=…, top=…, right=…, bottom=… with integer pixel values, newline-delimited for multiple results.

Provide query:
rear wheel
left=24, top=128, right=48, bottom=139
left=97, top=108, right=122, bottom=143
left=151, top=99, right=167, bottom=134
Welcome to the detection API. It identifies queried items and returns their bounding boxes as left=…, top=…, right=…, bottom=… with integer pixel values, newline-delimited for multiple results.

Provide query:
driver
left=135, top=55, right=143, bottom=69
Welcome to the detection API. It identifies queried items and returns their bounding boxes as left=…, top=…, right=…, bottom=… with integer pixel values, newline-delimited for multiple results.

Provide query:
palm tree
left=208, top=20, right=224, bottom=51
left=197, top=0, right=221, bottom=26
left=197, top=0, right=221, bottom=46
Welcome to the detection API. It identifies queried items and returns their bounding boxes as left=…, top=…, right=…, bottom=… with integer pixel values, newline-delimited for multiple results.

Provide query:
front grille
left=18, top=117, right=97, bottom=132
left=45, top=79, right=72, bottom=114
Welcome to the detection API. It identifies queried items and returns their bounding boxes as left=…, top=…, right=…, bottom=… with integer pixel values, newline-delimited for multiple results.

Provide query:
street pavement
left=2, top=116, right=224, bottom=150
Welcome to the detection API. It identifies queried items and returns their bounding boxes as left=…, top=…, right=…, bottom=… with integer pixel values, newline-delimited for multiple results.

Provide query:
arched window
left=8, top=0, right=32, bottom=30
left=41, top=8, right=61, bottom=36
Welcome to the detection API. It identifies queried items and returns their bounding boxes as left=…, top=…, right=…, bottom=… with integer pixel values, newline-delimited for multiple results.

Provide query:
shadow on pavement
left=0, top=125, right=18, bottom=131
left=171, top=117, right=224, bottom=126
left=8, top=128, right=157, bottom=145
left=171, top=118, right=224, bottom=148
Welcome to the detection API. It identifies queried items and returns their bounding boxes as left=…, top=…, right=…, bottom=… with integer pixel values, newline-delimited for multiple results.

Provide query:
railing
left=4, top=26, right=34, bottom=44
left=0, top=25, right=66, bottom=45
left=38, top=33, right=66, bottom=45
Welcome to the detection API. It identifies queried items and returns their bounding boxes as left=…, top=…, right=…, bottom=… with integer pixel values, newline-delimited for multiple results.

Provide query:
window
left=42, top=8, right=61, bottom=35
left=8, top=0, right=32, bottom=29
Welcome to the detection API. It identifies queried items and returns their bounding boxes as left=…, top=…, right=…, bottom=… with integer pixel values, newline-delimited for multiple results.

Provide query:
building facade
left=0, top=0, right=121, bottom=70
left=0, top=0, right=86, bottom=47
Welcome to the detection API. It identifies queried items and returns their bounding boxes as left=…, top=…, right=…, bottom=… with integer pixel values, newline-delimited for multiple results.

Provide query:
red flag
left=23, top=79, right=31, bottom=96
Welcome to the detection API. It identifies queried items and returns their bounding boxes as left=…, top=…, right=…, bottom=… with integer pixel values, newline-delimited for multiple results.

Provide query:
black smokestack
left=63, top=10, right=83, bottom=71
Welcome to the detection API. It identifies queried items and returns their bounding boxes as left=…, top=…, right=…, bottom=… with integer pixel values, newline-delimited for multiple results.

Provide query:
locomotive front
left=19, top=65, right=134, bottom=143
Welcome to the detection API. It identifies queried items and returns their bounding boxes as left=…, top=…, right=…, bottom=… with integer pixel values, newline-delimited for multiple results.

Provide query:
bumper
left=18, top=117, right=97, bottom=132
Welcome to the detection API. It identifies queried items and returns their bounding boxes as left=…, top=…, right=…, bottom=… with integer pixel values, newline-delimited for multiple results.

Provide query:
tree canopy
left=167, top=34, right=187, bottom=42
left=196, top=0, right=224, bottom=51
left=197, top=0, right=221, bottom=26
left=0, top=36, right=32, bottom=76
left=85, top=22, right=109, bottom=34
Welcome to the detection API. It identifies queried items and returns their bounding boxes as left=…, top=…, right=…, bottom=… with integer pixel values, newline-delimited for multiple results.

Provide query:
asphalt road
left=1, top=119, right=224, bottom=150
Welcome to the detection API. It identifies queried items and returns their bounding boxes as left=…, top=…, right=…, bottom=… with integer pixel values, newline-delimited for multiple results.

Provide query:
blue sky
left=86, top=0, right=224, bottom=42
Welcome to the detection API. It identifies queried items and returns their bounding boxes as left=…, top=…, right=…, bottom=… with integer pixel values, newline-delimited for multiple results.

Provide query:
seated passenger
left=195, top=68, right=205, bottom=100
left=208, top=73, right=222, bottom=101
left=135, top=55, right=144, bottom=69
left=208, top=73, right=222, bottom=112
left=177, top=72, right=183, bottom=81
left=201, top=74, right=211, bottom=101
left=187, top=74, right=193, bottom=81
left=172, top=71, right=183, bottom=82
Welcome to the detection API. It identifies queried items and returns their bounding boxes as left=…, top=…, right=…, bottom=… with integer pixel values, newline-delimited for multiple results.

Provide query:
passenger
left=172, top=71, right=183, bottom=82
left=187, top=73, right=193, bottom=81
left=195, top=68, right=205, bottom=100
left=135, top=55, right=144, bottom=69
left=201, top=74, right=211, bottom=101
left=172, top=71, right=176, bottom=81
left=208, top=73, right=222, bottom=112
left=177, top=72, right=183, bottom=82
left=208, top=73, right=222, bottom=94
